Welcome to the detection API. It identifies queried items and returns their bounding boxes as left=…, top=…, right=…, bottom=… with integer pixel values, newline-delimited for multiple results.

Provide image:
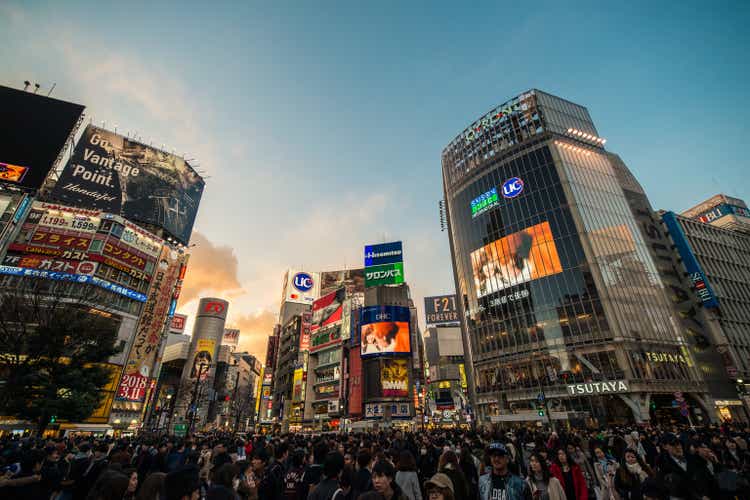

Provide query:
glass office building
left=442, top=90, right=709, bottom=425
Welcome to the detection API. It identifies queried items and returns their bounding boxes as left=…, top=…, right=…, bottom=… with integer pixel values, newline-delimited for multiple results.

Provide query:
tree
left=0, top=278, right=120, bottom=434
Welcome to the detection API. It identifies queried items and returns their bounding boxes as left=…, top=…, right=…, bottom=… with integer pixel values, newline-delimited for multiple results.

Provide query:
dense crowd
left=1, top=422, right=749, bottom=500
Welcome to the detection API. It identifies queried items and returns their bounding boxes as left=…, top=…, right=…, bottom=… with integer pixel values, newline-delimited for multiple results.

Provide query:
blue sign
left=12, top=196, right=30, bottom=224
left=0, top=265, right=148, bottom=302
left=292, top=272, right=314, bottom=292
left=360, top=304, right=411, bottom=325
left=364, top=241, right=403, bottom=267
left=662, top=212, right=719, bottom=309
left=168, top=298, right=177, bottom=316
left=471, top=187, right=499, bottom=218
left=696, top=203, right=750, bottom=224
left=501, top=177, right=524, bottom=198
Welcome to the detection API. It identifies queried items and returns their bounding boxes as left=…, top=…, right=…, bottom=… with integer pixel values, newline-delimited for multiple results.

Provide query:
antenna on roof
left=33, top=83, right=40, bottom=94
left=47, top=83, right=56, bottom=97
left=23, top=80, right=30, bottom=91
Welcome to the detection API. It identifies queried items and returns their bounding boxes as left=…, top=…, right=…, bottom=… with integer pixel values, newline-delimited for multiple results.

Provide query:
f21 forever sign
left=364, top=241, right=404, bottom=287
left=51, top=125, right=204, bottom=245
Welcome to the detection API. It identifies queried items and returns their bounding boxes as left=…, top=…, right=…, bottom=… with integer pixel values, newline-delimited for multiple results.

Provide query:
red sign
left=170, top=314, right=187, bottom=333
left=348, top=348, right=362, bottom=416
left=3, top=254, right=97, bottom=275
left=102, top=241, right=146, bottom=269
left=204, top=301, right=226, bottom=314
left=117, top=373, right=149, bottom=402
left=31, top=230, right=91, bottom=250
left=311, top=288, right=344, bottom=332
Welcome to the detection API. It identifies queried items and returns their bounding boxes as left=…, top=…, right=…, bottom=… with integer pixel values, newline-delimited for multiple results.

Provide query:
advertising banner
left=169, top=314, right=187, bottom=334
left=341, top=299, right=352, bottom=341
left=116, top=246, right=183, bottom=402
left=364, top=241, right=403, bottom=267
left=310, top=325, right=342, bottom=353
left=381, top=358, right=409, bottom=397
left=51, top=125, right=204, bottom=245
left=0, top=85, right=85, bottom=191
left=3, top=254, right=97, bottom=275
left=365, top=402, right=411, bottom=419
left=360, top=305, right=411, bottom=357
left=471, top=221, right=562, bottom=297
left=424, top=294, right=460, bottom=324
left=311, top=288, right=345, bottom=332
left=348, top=349, right=362, bottom=416
left=300, top=311, right=312, bottom=352
left=189, top=338, right=216, bottom=381
left=365, top=262, right=404, bottom=288
left=222, top=328, right=240, bottom=347
left=320, top=268, right=365, bottom=296
left=281, top=269, right=320, bottom=305
left=292, top=368, right=304, bottom=403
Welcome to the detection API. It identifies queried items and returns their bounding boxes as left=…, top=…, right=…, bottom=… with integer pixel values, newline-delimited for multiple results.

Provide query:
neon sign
left=471, top=188, right=499, bottom=218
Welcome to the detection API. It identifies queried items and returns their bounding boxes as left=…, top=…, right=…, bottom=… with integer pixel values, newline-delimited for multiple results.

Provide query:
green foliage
left=0, top=279, right=121, bottom=433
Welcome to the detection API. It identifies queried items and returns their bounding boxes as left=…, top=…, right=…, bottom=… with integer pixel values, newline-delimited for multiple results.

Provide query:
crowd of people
left=1, top=422, right=749, bottom=500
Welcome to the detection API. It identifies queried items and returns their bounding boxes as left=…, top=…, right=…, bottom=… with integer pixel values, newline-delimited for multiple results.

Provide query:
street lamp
left=187, top=363, right=210, bottom=434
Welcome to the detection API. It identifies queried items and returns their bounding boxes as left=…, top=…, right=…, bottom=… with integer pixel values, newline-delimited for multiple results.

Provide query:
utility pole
left=187, top=363, right=209, bottom=434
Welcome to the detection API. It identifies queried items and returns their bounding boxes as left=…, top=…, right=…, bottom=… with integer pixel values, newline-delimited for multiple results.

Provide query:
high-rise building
left=658, top=196, right=750, bottom=421
left=442, top=90, right=707, bottom=426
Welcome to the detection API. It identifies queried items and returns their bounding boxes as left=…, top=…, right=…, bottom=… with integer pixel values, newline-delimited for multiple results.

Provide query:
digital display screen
left=360, top=305, right=411, bottom=357
left=471, top=187, right=498, bottom=217
left=471, top=221, right=563, bottom=297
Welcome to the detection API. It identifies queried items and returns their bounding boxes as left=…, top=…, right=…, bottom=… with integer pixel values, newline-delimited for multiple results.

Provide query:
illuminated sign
left=0, top=264, right=147, bottom=301
left=501, top=177, right=524, bottom=198
left=365, top=402, right=411, bottom=419
left=471, top=188, right=499, bottom=218
left=365, top=262, right=404, bottom=288
left=487, top=289, right=530, bottom=307
left=424, top=294, right=459, bottom=324
left=364, top=241, right=403, bottom=267
left=0, top=161, right=29, bottom=184
left=645, top=351, right=689, bottom=365
left=566, top=380, right=629, bottom=396
left=293, top=272, right=314, bottom=292
left=695, top=203, right=750, bottom=224
left=360, top=305, right=411, bottom=357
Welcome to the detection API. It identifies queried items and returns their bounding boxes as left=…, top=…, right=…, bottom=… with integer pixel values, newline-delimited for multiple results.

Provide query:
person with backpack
left=282, top=448, right=306, bottom=500
left=307, top=451, right=344, bottom=500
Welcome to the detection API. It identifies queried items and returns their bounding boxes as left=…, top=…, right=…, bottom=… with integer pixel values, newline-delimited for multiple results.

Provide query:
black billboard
left=424, top=294, right=460, bottom=324
left=51, top=125, right=204, bottom=245
left=0, top=85, right=84, bottom=191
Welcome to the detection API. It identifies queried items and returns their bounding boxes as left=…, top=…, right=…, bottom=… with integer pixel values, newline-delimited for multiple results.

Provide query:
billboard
left=320, top=268, right=365, bottom=296
left=348, top=348, right=362, bottom=416
left=222, top=328, right=240, bottom=347
left=281, top=269, right=320, bottom=305
left=662, top=212, right=720, bottom=309
left=471, top=221, right=562, bottom=298
left=310, top=324, right=342, bottom=353
left=51, top=125, right=204, bottom=244
left=116, top=246, right=184, bottom=402
left=0, top=85, right=85, bottom=191
left=311, top=288, right=345, bottom=332
left=424, top=294, right=460, bottom=324
left=365, top=262, right=404, bottom=287
left=364, top=241, right=403, bottom=267
left=471, top=188, right=499, bottom=218
left=300, top=311, right=312, bottom=351
left=381, top=358, right=409, bottom=397
left=190, top=339, right=216, bottom=381
left=170, top=314, right=187, bottom=334
left=360, top=305, right=411, bottom=357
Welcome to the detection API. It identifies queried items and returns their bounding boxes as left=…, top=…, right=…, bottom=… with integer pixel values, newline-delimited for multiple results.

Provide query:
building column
left=618, top=393, right=651, bottom=423
left=690, top=393, right=720, bottom=424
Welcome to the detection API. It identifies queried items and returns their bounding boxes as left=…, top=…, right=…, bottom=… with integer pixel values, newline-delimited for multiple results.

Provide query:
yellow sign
left=458, top=364, right=468, bottom=390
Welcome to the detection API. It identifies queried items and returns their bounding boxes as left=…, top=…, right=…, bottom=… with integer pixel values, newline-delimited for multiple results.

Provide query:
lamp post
left=187, top=363, right=210, bottom=434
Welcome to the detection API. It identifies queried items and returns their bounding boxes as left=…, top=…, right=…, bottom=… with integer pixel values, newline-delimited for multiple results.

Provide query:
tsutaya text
left=566, top=380, right=629, bottom=396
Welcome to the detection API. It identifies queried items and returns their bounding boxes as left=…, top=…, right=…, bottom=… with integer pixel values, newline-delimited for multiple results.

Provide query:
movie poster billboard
left=320, top=268, right=365, bottom=296
left=311, top=288, right=345, bottom=332
left=470, top=221, right=563, bottom=298
left=189, top=338, right=215, bottom=381
left=0, top=85, right=85, bottom=191
left=222, top=328, right=240, bottom=347
left=51, top=125, right=204, bottom=245
left=381, top=358, right=409, bottom=397
left=360, top=305, right=411, bottom=357
left=116, top=246, right=183, bottom=402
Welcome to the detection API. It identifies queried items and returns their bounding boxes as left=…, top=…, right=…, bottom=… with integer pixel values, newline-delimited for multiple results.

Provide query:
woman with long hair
left=135, top=472, right=166, bottom=500
left=458, top=447, right=478, bottom=500
left=614, top=449, right=654, bottom=500
left=525, top=453, right=566, bottom=500
left=395, top=451, right=421, bottom=500
left=86, top=470, right=131, bottom=500
left=550, top=448, right=588, bottom=500
left=592, top=446, right=620, bottom=500
left=437, top=451, right=469, bottom=500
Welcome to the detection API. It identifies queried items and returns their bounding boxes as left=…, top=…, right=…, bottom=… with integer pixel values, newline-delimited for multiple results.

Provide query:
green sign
left=365, top=262, right=404, bottom=287
left=174, top=423, right=187, bottom=436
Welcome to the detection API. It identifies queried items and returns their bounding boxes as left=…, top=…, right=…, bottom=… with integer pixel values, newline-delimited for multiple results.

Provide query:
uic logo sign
left=502, top=177, right=524, bottom=199
left=293, top=272, right=314, bottom=292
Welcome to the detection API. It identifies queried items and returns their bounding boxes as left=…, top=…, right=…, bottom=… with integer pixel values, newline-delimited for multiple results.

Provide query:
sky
left=2, top=1, right=748, bottom=359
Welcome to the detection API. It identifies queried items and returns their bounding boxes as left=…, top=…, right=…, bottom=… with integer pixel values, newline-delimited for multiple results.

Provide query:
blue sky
left=2, top=1, right=748, bottom=357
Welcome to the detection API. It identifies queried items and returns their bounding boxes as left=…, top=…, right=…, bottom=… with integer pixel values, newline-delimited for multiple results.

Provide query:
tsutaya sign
left=566, top=380, right=629, bottom=396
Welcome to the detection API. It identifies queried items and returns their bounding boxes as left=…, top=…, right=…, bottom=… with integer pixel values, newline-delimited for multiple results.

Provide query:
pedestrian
left=308, top=451, right=344, bottom=500
left=208, top=463, right=241, bottom=500
left=86, top=470, right=130, bottom=500
left=437, top=451, right=468, bottom=500
left=525, top=452, right=566, bottom=500
left=135, top=471, right=165, bottom=500
left=282, top=448, right=306, bottom=500
left=371, top=460, right=408, bottom=500
left=354, top=450, right=373, bottom=494
left=593, top=445, right=620, bottom=500
left=395, top=450, right=421, bottom=500
left=550, top=448, right=588, bottom=500
left=614, top=448, right=654, bottom=500
left=163, top=464, right=202, bottom=500
left=424, top=473, right=455, bottom=500
left=478, top=443, right=528, bottom=500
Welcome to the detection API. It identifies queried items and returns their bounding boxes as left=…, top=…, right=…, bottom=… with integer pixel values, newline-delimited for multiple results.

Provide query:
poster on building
left=222, top=328, right=240, bottom=347
left=381, top=358, right=409, bottom=397
left=310, top=325, right=342, bottom=353
left=280, top=269, right=320, bottom=305
left=364, top=241, right=403, bottom=267
left=189, top=338, right=216, bottom=381
left=340, top=299, right=352, bottom=341
left=300, top=311, right=312, bottom=352
left=320, top=268, right=365, bottom=296
left=365, top=402, right=411, bottom=419
left=116, top=246, right=183, bottom=402
left=292, top=368, right=304, bottom=402
left=424, top=294, right=460, bottom=324
left=360, top=305, right=411, bottom=357
left=365, top=262, right=405, bottom=288
left=311, top=288, right=344, bottom=332
left=51, top=125, right=204, bottom=245
left=471, top=221, right=562, bottom=297
left=170, top=314, right=187, bottom=334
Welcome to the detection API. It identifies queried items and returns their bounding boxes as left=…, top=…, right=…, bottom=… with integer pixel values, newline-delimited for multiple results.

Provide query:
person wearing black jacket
left=353, top=450, right=373, bottom=494
left=657, top=434, right=710, bottom=500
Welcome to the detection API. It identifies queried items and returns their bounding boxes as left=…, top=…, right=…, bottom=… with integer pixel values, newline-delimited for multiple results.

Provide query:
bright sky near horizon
left=2, top=1, right=748, bottom=359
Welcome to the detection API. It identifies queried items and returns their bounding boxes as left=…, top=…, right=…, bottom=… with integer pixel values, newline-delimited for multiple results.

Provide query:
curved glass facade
left=443, top=91, right=704, bottom=423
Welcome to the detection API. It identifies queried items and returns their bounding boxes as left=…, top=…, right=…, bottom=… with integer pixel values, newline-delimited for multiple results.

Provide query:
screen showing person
left=471, top=221, right=562, bottom=297
left=360, top=320, right=410, bottom=356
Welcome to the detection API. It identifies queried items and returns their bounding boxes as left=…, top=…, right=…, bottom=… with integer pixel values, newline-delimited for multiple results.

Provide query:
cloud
left=179, top=231, right=243, bottom=305
left=227, top=310, right=277, bottom=360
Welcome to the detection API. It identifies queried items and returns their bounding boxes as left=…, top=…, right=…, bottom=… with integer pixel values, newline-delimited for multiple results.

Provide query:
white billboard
left=280, top=268, right=320, bottom=305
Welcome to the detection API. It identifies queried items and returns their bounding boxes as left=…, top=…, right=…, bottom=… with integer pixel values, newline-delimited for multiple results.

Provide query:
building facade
left=442, top=90, right=707, bottom=426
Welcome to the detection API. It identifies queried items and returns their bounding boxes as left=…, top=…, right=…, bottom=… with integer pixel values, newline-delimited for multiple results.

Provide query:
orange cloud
left=227, top=310, right=277, bottom=361
left=179, top=231, right=243, bottom=305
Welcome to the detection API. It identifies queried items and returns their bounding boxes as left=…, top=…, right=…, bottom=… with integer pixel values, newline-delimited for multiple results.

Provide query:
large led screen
left=311, top=287, right=345, bottom=332
left=360, top=305, right=410, bottom=357
left=381, top=358, right=409, bottom=397
left=471, top=221, right=562, bottom=297
left=52, top=125, right=204, bottom=245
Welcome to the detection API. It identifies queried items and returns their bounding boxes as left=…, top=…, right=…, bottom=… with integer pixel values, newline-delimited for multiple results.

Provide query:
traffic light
left=50, top=415, right=56, bottom=423
left=537, top=409, right=545, bottom=417
left=650, top=401, right=657, bottom=410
